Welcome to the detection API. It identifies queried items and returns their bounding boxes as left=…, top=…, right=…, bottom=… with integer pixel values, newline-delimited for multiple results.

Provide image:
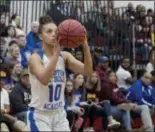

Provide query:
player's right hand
left=53, top=37, right=61, bottom=56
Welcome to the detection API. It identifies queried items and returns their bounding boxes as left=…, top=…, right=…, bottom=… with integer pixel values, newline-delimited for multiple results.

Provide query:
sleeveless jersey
left=29, top=50, right=66, bottom=111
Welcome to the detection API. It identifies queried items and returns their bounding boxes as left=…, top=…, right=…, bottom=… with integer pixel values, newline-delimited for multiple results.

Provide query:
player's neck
left=42, top=44, right=54, bottom=57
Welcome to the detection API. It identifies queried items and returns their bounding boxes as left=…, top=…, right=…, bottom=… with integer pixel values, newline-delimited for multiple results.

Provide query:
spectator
left=3, top=25, right=16, bottom=56
left=10, top=14, right=22, bottom=29
left=0, top=12, right=7, bottom=36
left=96, top=56, right=111, bottom=81
left=147, top=8, right=154, bottom=17
left=151, top=70, right=155, bottom=88
left=16, top=35, right=30, bottom=68
left=75, top=49, right=84, bottom=62
left=66, top=74, right=86, bottom=131
left=85, top=71, right=120, bottom=130
left=116, top=57, right=135, bottom=91
left=10, top=69, right=31, bottom=122
left=65, top=79, right=84, bottom=129
left=26, top=21, right=41, bottom=53
left=0, top=66, right=10, bottom=115
left=125, top=2, right=135, bottom=18
left=98, top=70, right=137, bottom=131
left=146, top=48, right=155, bottom=73
left=4, top=44, right=20, bottom=66
left=92, top=48, right=102, bottom=69
left=6, top=62, right=23, bottom=89
left=0, top=37, right=7, bottom=57
left=127, top=71, right=154, bottom=131
left=150, top=25, right=155, bottom=47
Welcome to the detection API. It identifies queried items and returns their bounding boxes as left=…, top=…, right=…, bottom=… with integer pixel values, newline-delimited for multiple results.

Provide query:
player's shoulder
left=61, top=51, right=73, bottom=57
left=61, top=51, right=73, bottom=60
left=29, top=52, right=42, bottom=64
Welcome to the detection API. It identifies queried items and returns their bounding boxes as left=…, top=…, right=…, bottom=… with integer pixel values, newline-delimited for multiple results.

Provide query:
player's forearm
left=83, top=43, right=93, bottom=76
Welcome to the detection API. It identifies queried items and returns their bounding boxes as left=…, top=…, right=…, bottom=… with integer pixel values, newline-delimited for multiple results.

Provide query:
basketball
left=58, top=19, right=87, bottom=48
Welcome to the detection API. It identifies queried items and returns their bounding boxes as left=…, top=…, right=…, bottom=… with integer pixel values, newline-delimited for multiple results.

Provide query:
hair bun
left=39, top=15, right=52, bottom=25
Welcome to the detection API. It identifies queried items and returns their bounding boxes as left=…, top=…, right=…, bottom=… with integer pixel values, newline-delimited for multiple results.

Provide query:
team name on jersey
left=53, top=70, right=65, bottom=82
left=44, top=102, right=63, bottom=110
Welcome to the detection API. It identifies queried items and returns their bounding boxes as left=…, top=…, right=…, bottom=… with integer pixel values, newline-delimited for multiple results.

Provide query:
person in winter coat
left=9, top=69, right=31, bottom=122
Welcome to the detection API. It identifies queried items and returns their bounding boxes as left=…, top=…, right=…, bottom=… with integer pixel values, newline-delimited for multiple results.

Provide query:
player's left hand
left=82, top=35, right=89, bottom=47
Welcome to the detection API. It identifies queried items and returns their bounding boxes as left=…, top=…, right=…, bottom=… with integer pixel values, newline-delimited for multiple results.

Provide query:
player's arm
left=29, top=45, right=60, bottom=86
left=62, top=36, right=93, bottom=76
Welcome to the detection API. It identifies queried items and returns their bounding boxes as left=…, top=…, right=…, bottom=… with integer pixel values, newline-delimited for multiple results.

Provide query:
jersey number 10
left=48, top=84, right=62, bottom=102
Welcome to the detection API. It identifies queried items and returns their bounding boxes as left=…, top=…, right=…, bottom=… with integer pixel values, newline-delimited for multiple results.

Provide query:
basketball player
left=27, top=16, right=93, bottom=131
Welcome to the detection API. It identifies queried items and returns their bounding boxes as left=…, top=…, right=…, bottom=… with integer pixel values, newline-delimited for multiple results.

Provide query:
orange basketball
left=58, top=19, right=86, bottom=48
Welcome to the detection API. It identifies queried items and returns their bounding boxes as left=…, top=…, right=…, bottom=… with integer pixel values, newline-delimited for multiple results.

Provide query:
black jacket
left=9, top=82, right=31, bottom=114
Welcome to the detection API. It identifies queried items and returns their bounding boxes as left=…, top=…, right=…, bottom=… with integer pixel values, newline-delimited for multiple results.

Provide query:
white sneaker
left=108, top=119, right=120, bottom=129
left=84, top=127, right=94, bottom=132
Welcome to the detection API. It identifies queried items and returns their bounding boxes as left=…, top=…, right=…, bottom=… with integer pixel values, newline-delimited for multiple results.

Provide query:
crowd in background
left=0, top=0, right=155, bottom=132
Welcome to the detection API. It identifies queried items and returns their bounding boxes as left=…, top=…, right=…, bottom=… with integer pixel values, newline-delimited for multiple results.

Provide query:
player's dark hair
left=38, top=15, right=54, bottom=33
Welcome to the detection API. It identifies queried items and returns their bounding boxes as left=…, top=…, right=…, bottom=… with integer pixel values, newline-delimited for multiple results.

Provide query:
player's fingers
left=57, top=36, right=61, bottom=43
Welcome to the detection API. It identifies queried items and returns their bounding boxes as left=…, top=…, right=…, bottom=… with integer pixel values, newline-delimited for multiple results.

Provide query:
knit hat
left=20, top=69, right=29, bottom=78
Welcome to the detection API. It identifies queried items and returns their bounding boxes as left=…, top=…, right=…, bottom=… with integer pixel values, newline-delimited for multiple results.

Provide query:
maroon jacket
left=96, top=65, right=107, bottom=81
left=97, top=81, right=127, bottom=106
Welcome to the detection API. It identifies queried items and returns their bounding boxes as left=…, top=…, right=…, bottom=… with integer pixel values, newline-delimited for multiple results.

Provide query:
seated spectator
left=151, top=70, right=155, bottom=88
left=75, top=49, right=84, bottom=62
left=65, top=79, right=84, bottom=129
left=150, top=25, right=155, bottom=47
left=116, top=57, right=136, bottom=92
left=16, top=35, right=31, bottom=68
left=0, top=69, right=10, bottom=115
left=7, top=62, right=22, bottom=89
left=0, top=61, right=28, bottom=132
left=10, top=14, right=22, bottom=29
left=96, top=56, right=111, bottom=81
left=65, top=74, right=86, bottom=131
left=85, top=71, right=120, bottom=130
left=98, top=70, right=136, bottom=131
left=92, top=48, right=102, bottom=69
left=4, top=44, right=20, bottom=66
left=0, top=37, right=7, bottom=57
left=1, top=114, right=30, bottom=131
left=127, top=71, right=154, bottom=131
left=146, top=48, right=155, bottom=73
left=10, top=69, right=31, bottom=122
left=3, top=25, right=16, bottom=55
left=0, top=12, right=7, bottom=36
left=26, top=21, right=41, bottom=53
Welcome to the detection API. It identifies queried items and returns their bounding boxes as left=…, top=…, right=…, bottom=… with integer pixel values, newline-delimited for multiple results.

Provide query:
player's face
left=109, top=72, right=117, bottom=84
left=90, top=72, right=98, bottom=84
left=40, top=23, right=58, bottom=46
left=75, top=74, right=84, bottom=87
left=66, top=81, right=73, bottom=93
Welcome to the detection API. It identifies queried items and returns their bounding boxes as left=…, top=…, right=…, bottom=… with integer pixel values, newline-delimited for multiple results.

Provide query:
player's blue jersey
left=28, top=50, right=66, bottom=111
